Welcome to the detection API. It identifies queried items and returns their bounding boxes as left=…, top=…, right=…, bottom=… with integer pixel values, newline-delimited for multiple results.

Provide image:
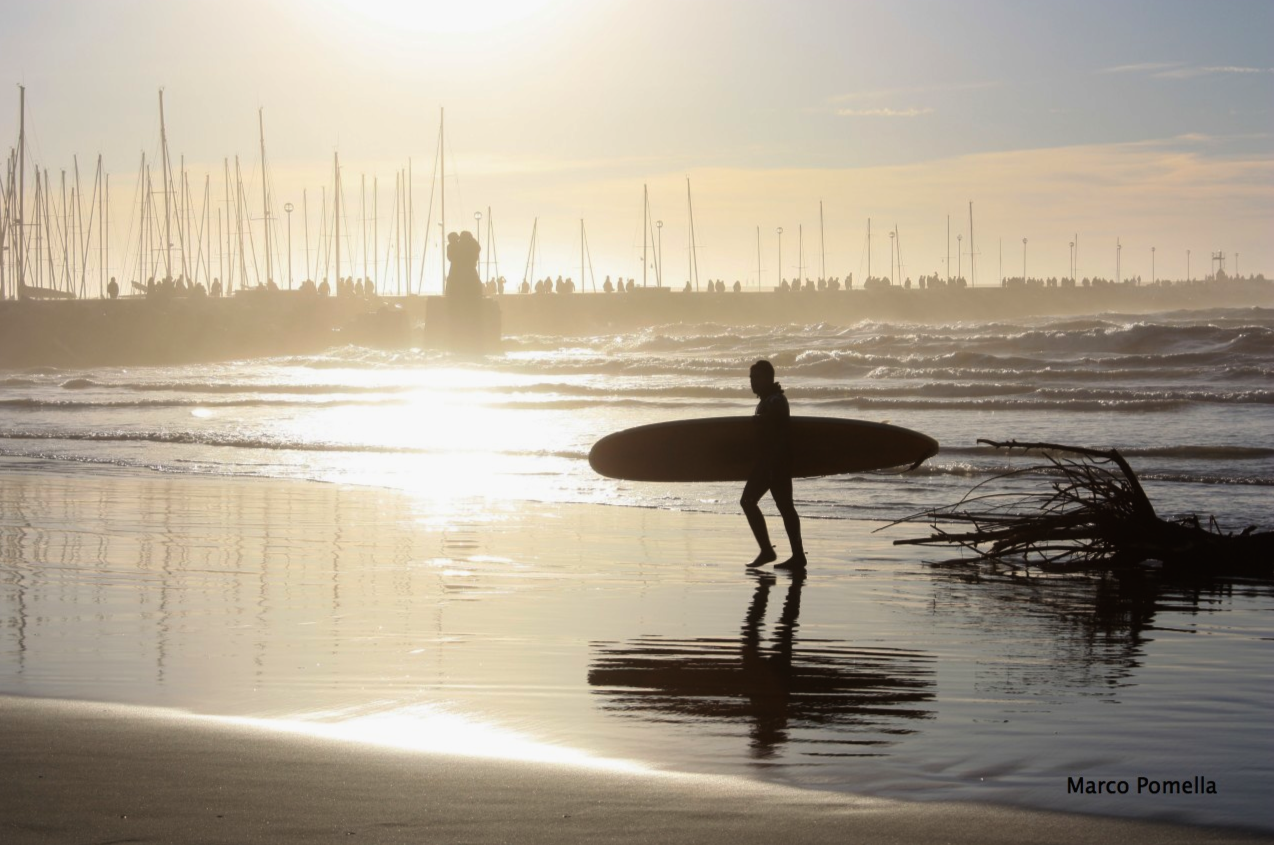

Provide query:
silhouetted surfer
left=743, top=360, right=806, bottom=569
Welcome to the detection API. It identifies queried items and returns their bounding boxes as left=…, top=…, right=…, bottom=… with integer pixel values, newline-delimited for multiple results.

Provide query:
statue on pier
left=445, top=231, right=482, bottom=298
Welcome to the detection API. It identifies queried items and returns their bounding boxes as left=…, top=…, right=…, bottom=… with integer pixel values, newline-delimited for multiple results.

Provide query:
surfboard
left=589, top=416, right=939, bottom=482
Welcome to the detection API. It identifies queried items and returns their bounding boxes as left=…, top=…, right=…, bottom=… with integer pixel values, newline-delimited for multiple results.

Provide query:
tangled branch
left=889, top=439, right=1272, bottom=576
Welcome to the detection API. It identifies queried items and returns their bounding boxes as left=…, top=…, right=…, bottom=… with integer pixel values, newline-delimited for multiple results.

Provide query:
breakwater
left=1, top=280, right=1270, bottom=367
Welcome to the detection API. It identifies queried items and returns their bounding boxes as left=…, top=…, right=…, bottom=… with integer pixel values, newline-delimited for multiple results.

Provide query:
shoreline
left=3, top=694, right=1268, bottom=844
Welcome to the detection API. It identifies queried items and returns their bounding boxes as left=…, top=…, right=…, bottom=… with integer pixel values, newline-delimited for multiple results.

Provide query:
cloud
left=1099, top=62, right=1183, bottom=75
left=836, top=107, right=934, bottom=118
left=1153, top=65, right=1273, bottom=79
left=829, top=81, right=997, bottom=103
left=1100, top=62, right=1274, bottom=79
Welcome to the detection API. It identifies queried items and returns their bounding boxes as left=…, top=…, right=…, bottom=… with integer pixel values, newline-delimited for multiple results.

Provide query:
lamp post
left=656, top=220, right=663, bottom=287
left=889, top=230, right=896, bottom=284
left=776, top=227, right=783, bottom=287
left=284, top=202, right=294, bottom=290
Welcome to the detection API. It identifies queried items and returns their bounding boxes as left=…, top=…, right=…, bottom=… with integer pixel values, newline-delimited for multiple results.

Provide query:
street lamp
left=777, top=227, right=783, bottom=287
left=889, top=230, right=896, bottom=284
left=284, top=202, right=294, bottom=290
left=656, top=220, right=663, bottom=287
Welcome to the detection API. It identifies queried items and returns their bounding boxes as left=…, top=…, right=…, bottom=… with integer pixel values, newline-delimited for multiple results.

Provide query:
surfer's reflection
left=588, top=573, right=934, bottom=760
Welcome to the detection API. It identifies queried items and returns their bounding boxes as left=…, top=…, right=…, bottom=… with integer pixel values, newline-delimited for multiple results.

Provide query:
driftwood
left=890, top=439, right=1273, bottom=576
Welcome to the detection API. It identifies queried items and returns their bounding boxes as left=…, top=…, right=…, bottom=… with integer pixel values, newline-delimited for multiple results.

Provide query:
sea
left=1, top=304, right=1272, bottom=831
left=1, top=306, right=1270, bottom=527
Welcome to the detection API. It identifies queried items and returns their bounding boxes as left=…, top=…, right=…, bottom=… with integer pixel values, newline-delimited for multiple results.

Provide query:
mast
left=819, top=199, right=825, bottom=281
left=105, top=172, right=109, bottom=294
left=866, top=217, right=871, bottom=280
left=303, top=187, right=310, bottom=282
left=16, top=85, right=25, bottom=297
left=333, top=151, right=341, bottom=289
left=224, top=158, right=232, bottom=292
left=361, top=173, right=367, bottom=284
left=259, top=108, right=271, bottom=285
left=756, top=225, right=761, bottom=291
left=97, top=155, right=104, bottom=296
left=798, top=224, right=803, bottom=286
left=894, top=224, right=902, bottom=285
left=642, top=183, right=648, bottom=288
left=438, top=107, right=445, bottom=286
left=159, top=89, right=172, bottom=280
left=968, top=200, right=975, bottom=287
left=687, top=177, right=699, bottom=292
left=407, top=158, right=412, bottom=292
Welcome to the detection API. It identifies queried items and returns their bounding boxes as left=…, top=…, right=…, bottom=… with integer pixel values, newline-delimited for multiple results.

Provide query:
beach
left=1, top=464, right=1270, bottom=841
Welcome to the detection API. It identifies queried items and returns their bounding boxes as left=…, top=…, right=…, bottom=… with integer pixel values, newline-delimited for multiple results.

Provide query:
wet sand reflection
left=589, top=572, right=934, bottom=762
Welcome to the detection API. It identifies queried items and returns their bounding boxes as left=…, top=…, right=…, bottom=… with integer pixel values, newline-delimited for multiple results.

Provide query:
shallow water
left=0, top=466, right=1269, bottom=831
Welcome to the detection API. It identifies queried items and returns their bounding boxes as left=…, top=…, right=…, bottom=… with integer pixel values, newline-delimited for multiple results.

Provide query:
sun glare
left=324, top=0, right=558, bottom=35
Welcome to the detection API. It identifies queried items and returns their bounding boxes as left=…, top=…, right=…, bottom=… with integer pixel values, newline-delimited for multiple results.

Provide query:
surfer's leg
left=741, top=475, right=777, bottom=566
left=771, top=474, right=806, bottom=569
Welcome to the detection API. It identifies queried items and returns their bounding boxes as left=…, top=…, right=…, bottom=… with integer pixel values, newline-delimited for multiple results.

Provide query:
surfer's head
left=750, top=360, right=776, bottom=395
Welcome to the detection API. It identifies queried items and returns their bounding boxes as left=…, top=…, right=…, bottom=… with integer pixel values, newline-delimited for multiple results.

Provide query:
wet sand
left=0, top=463, right=1270, bottom=840
left=5, top=695, right=1267, bottom=845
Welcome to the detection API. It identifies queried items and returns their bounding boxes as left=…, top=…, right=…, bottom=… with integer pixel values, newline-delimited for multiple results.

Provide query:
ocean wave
left=0, top=397, right=408, bottom=410
left=896, top=461, right=1272, bottom=486
left=938, top=444, right=1274, bottom=461
left=0, top=429, right=589, bottom=461
left=59, top=379, right=415, bottom=395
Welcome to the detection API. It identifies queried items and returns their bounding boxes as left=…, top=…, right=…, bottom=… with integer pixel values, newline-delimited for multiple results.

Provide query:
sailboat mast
left=819, top=199, right=825, bottom=281
left=361, top=173, right=367, bottom=284
left=159, top=89, right=172, bottom=280
left=756, top=225, right=761, bottom=291
left=642, top=183, right=648, bottom=289
left=968, top=201, right=975, bottom=287
left=224, top=158, right=232, bottom=292
left=333, top=152, right=341, bottom=289
left=259, top=108, right=271, bottom=285
left=438, top=108, right=445, bottom=287
left=407, top=159, right=412, bottom=292
left=867, top=217, right=871, bottom=280
left=687, top=178, right=699, bottom=292
left=16, top=85, right=25, bottom=297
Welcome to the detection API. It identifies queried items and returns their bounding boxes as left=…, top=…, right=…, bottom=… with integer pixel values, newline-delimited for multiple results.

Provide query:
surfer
left=743, top=360, right=806, bottom=569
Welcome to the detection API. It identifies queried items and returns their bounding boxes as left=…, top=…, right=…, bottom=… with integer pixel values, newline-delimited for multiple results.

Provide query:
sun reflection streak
left=214, top=703, right=652, bottom=774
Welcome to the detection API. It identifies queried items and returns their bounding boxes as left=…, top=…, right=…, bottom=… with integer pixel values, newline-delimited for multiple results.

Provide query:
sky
left=2, top=0, right=1272, bottom=292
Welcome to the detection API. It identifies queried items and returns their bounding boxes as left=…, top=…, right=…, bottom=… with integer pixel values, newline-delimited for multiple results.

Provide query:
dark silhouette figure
left=106, top=277, right=119, bottom=300
left=742, top=360, right=805, bottom=569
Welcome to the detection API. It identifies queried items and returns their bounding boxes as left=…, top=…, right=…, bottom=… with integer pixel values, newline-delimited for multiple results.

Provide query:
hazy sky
left=3, top=0, right=1271, bottom=290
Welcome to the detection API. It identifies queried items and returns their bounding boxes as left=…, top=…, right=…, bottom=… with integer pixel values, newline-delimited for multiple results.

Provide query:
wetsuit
left=742, top=383, right=795, bottom=516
